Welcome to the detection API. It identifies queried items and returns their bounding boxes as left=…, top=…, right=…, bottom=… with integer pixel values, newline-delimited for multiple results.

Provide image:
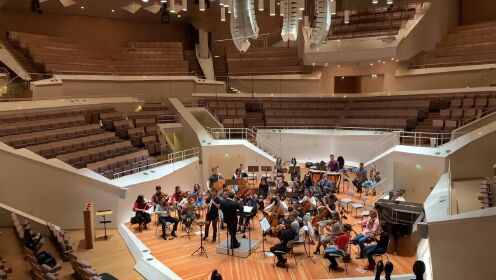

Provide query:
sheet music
left=243, top=206, right=253, bottom=213
left=260, top=217, right=271, bottom=232
left=307, top=221, right=315, bottom=236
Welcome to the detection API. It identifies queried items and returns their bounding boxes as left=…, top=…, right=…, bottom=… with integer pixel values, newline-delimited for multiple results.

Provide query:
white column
left=199, top=0, right=205, bottom=11
left=270, top=0, right=275, bottom=16
left=199, top=28, right=209, bottom=59
left=344, top=10, right=350, bottom=24
left=259, top=0, right=264, bottom=11
left=220, top=6, right=226, bottom=21
left=182, top=0, right=187, bottom=11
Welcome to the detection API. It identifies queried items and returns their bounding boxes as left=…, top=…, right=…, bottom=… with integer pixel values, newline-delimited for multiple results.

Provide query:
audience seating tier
left=56, top=141, right=134, bottom=168
left=0, top=116, right=88, bottom=137
left=86, top=150, right=155, bottom=179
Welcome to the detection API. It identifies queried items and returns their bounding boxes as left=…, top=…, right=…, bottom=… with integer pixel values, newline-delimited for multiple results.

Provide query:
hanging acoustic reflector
left=221, top=6, right=226, bottom=21
left=122, top=3, right=142, bottom=14
left=144, top=3, right=162, bottom=13
left=182, top=0, right=187, bottom=10
left=259, top=0, right=264, bottom=11
left=372, top=0, right=378, bottom=4
left=169, top=0, right=176, bottom=13
left=387, top=0, right=394, bottom=4
left=270, top=0, right=275, bottom=16
left=344, top=10, right=350, bottom=24
left=199, top=0, right=205, bottom=11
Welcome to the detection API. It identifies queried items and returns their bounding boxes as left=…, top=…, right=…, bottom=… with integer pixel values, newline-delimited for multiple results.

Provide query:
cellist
left=263, top=196, right=288, bottom=225
left=298, top=190, right=317, bottom=215
left=207, top=167, right=223, bottom=191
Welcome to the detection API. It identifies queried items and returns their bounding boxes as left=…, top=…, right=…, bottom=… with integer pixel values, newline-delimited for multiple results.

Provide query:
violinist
left=203, top=190, right=221, bottom=243
left=323, top=224, right=352, bottom=271
left=302, top=172, right=313, bottom=190
left=298, top=190, right=317, bottom=214
left=352, top=209, right=381, bottom=259
left=275, top=179, right=287, bottom=200
left=309, top=184, right=324, bottom=200
left=155, top=195, right=178, bottom=239
left=257, top=177, right=269, bottom=209
left=151, top=186, right=165, bottom=210
left=323, top=193, right=338, bottom=212
left=180, top=193, right=197, bottom=231
left=169, top=186, right=183, bottom=204
left=274, top=157, right=284, bottom=175
left=192, top=183, right=201, bottom=196
left=314, top=211, right=342, bottom=254
left=133, top=195, right=152, bottom=230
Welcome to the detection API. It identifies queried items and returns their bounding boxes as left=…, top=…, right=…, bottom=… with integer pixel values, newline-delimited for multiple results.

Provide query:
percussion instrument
left=326, top=172, right=342, bottom=189
left=310, top=170, right=326, bottom=184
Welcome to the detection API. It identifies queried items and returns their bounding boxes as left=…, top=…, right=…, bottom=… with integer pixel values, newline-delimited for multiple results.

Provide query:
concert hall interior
left=1, top=0, right=496, bottom=280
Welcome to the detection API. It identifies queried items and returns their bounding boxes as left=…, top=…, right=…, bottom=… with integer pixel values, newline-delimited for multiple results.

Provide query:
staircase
left=183, top=50, right=205, bottom=78
left=213, top=56, right=228, bottom=82
left=0, top=37, right=40, bottom=74
left=412, top=112, right=441, bottom=133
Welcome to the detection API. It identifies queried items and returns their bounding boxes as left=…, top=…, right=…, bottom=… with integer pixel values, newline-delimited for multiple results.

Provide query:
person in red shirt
left=133, top=195, right=151, bottom=230
left=323, top=224, right=352, bottom=271
left=169, top=186, right=183, bottom=204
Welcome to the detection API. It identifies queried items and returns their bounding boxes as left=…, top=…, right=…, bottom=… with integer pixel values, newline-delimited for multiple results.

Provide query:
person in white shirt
left=264, top=196, right=289, bottom=223
left=299, top=191, right=317, bottom=213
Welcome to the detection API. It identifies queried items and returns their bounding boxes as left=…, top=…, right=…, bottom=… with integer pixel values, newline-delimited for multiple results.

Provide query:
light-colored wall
left=428, top=214, right=496, bottom=280
left=0, top=9, right=193, bottom=49
left=257, top=129, right=390, bottom=166
left=448, top=131, right=496, bottom=180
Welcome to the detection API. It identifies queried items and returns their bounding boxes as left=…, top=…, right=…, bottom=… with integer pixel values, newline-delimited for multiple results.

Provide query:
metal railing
left=112, top=147, right=200, bottom=179
left=252, top=125, right=401, bottom=133
left=206, top=127, right=279, bottom=157
left=156, top=114, right=178, bottom=124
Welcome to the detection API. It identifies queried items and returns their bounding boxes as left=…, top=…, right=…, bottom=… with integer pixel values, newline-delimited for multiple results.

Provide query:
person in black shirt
left=270, top=219, right=297, bottom=268
left=363, top=231, right=390, bottom=271
left=257, top=177, right=269, bottom=209
left=203, top=190, right=222, bottom=243
left=220, top=192, right=243, bottom=249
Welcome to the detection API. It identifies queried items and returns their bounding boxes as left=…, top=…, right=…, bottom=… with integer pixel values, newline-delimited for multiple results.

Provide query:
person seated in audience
left=363, top=231, right=390, bottom=271
left=204, top=190, right=221, bottom=242
left=319, top=174, right=334, bottom=193
left=314, top=211, right=342, bottom=254
left=257, top=177, right=269, bottom=209
left=298, top=190, right=317, bottom=214
left=169, top=186, right=183, bottom=204
left=323, top=224, right=352, bottom=271
left=23, top=223, right=43, bottom=252
left=328, top=154, right=339, bottom=172
left=352, top=163, right=368, bottom=193
left=151, top=185, right=165, bottom=210
left=133, top=195, right=152, bottom=230
left=155, top=195, right=178, bottom=239
left=270, top=219, right=297, bottom=268
left=207, top=167, right=223, bottom=190
left=352, top=209, right=381, bottom=258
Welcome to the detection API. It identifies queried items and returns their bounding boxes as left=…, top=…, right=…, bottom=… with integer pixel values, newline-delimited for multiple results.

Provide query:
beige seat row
left=56, top=141, right=133, bottom=167
left=0, top=106, right=113, bottom=124
left=0, top=115, right=87, bottom=137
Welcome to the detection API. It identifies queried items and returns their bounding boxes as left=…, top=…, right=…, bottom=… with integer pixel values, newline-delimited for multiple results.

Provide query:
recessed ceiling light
left=177, top=14, right=181, bottom=18
left=142, top=0, right=149, bottom=3
left=370, top=63, right=374, bottom=66
left=111, top=9, right=115, bottom=13
left=337, top=64, right=341, bottom=67
left=382, top=61, right=386, bottom=64
left=80, top=6, right=85, bottom=9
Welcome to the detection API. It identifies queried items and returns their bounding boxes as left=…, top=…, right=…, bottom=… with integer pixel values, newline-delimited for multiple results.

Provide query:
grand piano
left=374, top=190, right=425, bottom=252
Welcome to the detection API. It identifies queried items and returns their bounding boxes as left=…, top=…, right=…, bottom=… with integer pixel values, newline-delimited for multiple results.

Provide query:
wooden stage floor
left=131, top=193, right=418, bottom=280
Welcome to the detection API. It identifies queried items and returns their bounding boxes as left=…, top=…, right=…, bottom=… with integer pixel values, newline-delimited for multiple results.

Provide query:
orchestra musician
left=302, top=172, right=313, bottom=189
left=151, top=185, right=165, bottom=210
left=362, top=170, right=382, bottom=194
left=328, top=154, right=339, bottom=172
left=275, top=179, right=287, bottom=200
left=192, top=183, right=201, bottom=196
left=323, top=193, right=338, bottom=212
left=270, top=218, right=297, bottom=268
left=220, top=192, right=243, bottom=249
left=179, top=193, right=196, bottom=231
left=352, top=209, right=381, bottom=259
left=319, top=174, right=334, bottom=193
left=203, top=190, right=221, bottom=243
left=155, top=194, right=179, bottom=239
left=237, top=193, right=258, bottom=233
left=323, top=224, right=352, bottom=271
left=194, top=190, right=205, bottom=215
left=232, top=168, right=242, bottom=193
left=207, top=167, right=223, bottom=190
left=314, top=211, right=342, bottom=255
left=309, top=183, right=323, bottom=200
left=257, top=177, right=269, bottom=209
left=298, top=190, right=317, bottom=214
left=352, top=162, right=368, bottom=193
left=133, top=195, right=152, bottom=230
left=363, top=231, right=390, bottom=271
left=169, top=186, right=183, bottom=204
left=274, top=157, right=284, bottom=175
left=264, top=196, right=289, bottom=223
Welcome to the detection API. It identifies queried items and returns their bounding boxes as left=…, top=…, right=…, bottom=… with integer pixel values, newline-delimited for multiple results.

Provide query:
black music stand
left=191, top=222, right=208, bottom=258
left=261, top=166, right=272, bottom=180
left=256, top=217, right=274, bottom=257
left=247, top=166, right=259, bottom=186
left=96, top=210, right=113, bottom=240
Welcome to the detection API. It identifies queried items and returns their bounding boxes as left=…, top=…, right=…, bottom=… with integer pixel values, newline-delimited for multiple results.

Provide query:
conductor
left=220, top=192, right=242, bottom=249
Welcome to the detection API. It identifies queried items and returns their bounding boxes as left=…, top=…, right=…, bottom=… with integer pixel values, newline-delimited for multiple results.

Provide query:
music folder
left=243, top=206, right=253, bottom=213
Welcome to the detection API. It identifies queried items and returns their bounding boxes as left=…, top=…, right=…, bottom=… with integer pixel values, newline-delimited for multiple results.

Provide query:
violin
left=311, top=198, right=332, bottom=229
